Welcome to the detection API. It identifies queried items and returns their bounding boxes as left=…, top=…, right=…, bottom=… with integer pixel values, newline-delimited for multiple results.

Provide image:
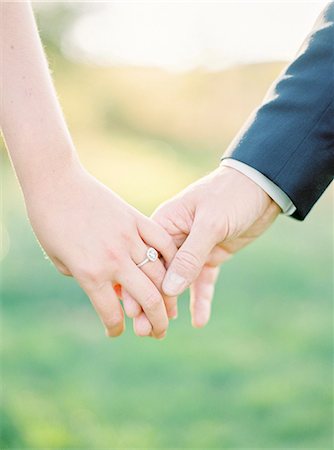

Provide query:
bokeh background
left=1, top=1, right=333, bottom=448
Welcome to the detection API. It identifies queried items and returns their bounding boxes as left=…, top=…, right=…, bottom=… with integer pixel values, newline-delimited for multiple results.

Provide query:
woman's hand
left=25, top=163, right=177, bottom=338
left=1, top=2, right=178, bottom=339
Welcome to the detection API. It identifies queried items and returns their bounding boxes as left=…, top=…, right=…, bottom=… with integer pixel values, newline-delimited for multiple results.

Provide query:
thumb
left=162, top=218, right=215, bottom=296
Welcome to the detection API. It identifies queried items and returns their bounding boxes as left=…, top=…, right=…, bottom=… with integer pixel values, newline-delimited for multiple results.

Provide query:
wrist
left=204, top=166, right=272, bottom=241
left=21, top=150, right=83, bottom=203
left=215, top=165, right=271, bottom=204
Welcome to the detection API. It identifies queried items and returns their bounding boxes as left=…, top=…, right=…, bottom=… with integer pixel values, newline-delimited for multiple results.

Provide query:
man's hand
left=149, top=166, right=280, bottom=329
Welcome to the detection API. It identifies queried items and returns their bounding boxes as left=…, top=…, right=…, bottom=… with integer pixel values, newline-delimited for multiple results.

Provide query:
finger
left=162, top=216, right=216, bottom=296
left=86, top=282, right=125, bottom=337
left=190, top=265, right=219, bottom=328
left=117, top=260, right=169, bottom=339
left=139, top=217, right=178, bottom=267
left=116, top=283, right=146, bottom=321
left=206, top=245, right=233, bottom=266
left=122, top=289, right=142, bottom=318
left=124, top=289, right=177, bottom=320
left=132, top=241, right=178, bottom=319
left=114, top=270, right=143, bottom=319
left=133, top=312, right=153, bottom=337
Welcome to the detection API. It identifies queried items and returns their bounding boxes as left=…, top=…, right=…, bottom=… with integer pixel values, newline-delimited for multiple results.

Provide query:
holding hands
left=1, top=2, right=283, bottom=340
left=25, top=163, right=279, bottom=339
left=2, top=1, right=333, bottom=341
left=23, top=148, right=281, bottom=339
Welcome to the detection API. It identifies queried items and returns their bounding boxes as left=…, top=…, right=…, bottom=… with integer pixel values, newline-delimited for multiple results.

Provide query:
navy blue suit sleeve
left=222, top=3, right=334, bottom=220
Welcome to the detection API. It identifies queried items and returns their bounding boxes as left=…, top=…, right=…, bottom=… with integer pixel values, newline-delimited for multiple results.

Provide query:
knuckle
left=106, top=246, right=123, bottom=263
left=161, top=234, right=175, bottom=253
left=74, top=264, right=104, bottom=286
left=105, top=248, right=128, bottom=278
left=120, top=226, right=135, bottom=242
left=175, top=249, right=202, bottom=274
left=73, top=262, right=109, bottom=288
left=208, top=218, right=225, bottom=240
left=143, top=292, right=162, bottom=311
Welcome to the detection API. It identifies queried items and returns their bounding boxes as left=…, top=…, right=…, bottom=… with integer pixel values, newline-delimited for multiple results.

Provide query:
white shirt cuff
left=220, top=159, right=296, bottom=216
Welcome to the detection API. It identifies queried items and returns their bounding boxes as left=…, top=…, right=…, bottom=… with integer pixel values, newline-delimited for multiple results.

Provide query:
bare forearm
left=0, top=1, right=79, bottom=196
left=0, top=2, right=176, bottom=339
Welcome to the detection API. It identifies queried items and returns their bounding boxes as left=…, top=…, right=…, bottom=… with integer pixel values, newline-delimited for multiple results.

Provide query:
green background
left=1, top=4, right=333, bottom=448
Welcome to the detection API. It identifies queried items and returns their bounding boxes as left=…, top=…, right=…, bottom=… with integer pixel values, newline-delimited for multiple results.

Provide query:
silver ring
left=136, top=247, right=159, bottom=268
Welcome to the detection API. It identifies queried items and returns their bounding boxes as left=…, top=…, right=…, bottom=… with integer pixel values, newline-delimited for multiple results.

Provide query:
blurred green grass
left=1, top=52, right=333, bottom=448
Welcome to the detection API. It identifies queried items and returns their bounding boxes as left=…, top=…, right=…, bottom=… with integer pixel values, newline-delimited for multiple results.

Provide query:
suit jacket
left=222, top=2, right=334, bottom=220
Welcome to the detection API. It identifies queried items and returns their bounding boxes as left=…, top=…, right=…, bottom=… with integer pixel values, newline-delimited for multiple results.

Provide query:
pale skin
left=0, top=1, right=178, bottom=339
left=132, top=166, right=280, bottom=335
left=1, top=2, right=280, bottom=339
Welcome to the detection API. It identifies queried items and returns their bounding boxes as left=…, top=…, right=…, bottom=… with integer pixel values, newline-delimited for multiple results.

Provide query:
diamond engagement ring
left=136, top=247, right=159, bottom=268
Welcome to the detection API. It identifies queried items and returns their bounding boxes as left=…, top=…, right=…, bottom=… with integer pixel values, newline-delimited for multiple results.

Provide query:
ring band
left=137, top=247, right=159, bottom=268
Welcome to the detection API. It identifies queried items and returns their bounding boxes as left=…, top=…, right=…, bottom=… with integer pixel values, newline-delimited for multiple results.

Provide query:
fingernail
left=163, top=272, right=186, bottom=296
